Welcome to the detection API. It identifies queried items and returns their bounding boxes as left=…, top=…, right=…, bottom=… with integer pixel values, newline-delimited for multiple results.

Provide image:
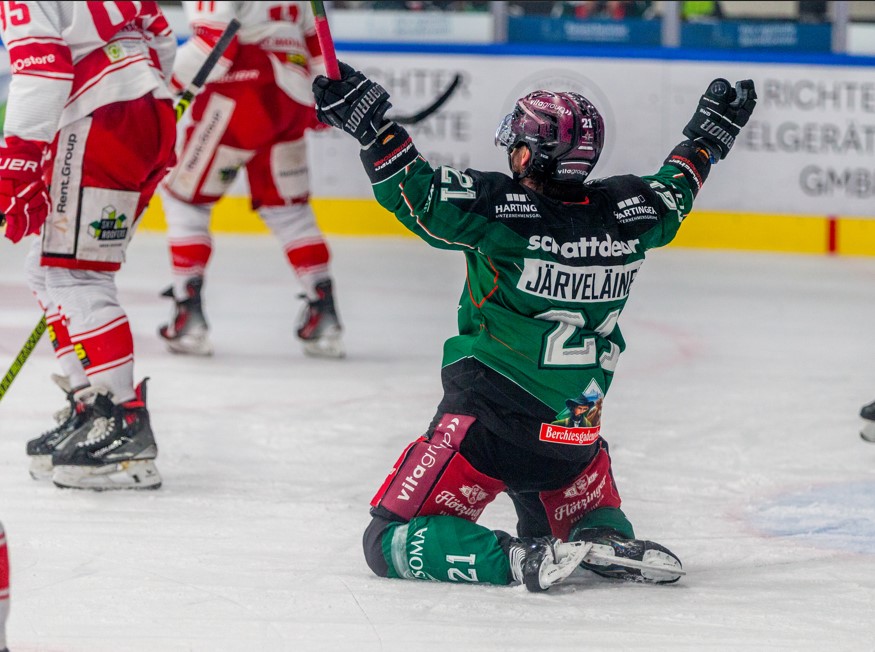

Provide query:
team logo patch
left=539, top=422, right=601, bottom=446
left=460, top=484, right=489, bottom=505
left=563, top=471, right=601, bottom=498
left=219, top=167, right=238, bottom=183
left=103, top=42, right=125, bottom=63
left=88, top=206, right=128, bottom=242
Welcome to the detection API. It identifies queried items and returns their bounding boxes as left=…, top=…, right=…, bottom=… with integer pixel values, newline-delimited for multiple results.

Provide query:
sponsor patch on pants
left=539, top=422, right=601, bottom=445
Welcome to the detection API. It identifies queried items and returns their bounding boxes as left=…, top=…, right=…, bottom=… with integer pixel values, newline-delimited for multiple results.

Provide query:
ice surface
left=1, top=232, right=874, bottom=651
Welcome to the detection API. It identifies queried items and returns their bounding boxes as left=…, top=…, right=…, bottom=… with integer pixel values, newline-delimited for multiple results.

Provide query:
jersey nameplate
left=518, top=258, right=644, bottom=303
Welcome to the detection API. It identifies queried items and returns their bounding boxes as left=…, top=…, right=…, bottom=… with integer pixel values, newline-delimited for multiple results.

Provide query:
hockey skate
left=296, top=279, right=345, bottom=359
left=158, top=277, right=213, bottom=356
left=26, top=375, right=96, bottom=480
left=860, top=399, right=875, bottom=443
left=574, top=527, right=684, bottom=584
left=51, top=379, right=161, bottom=490
left=509, top=536, right=593, bottom=592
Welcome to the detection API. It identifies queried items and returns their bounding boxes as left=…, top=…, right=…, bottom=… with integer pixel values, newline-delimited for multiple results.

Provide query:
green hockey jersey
left=360, top=126, right=706, bottom=441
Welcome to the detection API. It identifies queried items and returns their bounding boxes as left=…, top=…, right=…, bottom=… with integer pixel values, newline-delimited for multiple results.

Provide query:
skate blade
left=301, top=332, right=345, bottom=359
left=583, top=547, right=685, bottom=580
left=163, top=333, right=214, bottom=357
left=28, top=454, right=53, bottom=480
left=861, top=420, right=875, bottom=443
left=52, top=459, right=162, bottom=491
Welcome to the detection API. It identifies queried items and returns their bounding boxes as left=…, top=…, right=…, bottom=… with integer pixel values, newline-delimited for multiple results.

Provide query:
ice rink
left=1, top=231, right=874, bottom=651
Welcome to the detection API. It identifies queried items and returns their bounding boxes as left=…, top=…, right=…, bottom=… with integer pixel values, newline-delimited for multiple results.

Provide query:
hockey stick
left=309, top=0, right=461, bottom=124
left=392, top=73, right=462, bottom=125
left=175, top=18, right=242, bottom=120
left=0, top=316, right=47, bottom=402
left=311, top=0, right=341, bottom=80
left=0, top=18, right=242, bottom=405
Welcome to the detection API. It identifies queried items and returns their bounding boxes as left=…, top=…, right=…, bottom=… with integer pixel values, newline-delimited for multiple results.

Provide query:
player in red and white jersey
left=0, top=521, right=7, bottom=652
left=158, top=0, right=345, bottom=359
left=0, top=1, right=177, bottom=490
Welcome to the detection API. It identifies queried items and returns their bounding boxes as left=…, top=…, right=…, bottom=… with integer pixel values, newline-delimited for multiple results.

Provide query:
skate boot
left=296, top=279, right=344, bottom=359
left=860, top=399, right=875, bottom=442
left=158, top=277, right=213, bottom=356
left=508, top=536, right=592, bottom=592
left=51, top=379, right=161, bottom=490
left=574, top=527, right=683, bottom=584
left=26, top=375, right=96, bottom=480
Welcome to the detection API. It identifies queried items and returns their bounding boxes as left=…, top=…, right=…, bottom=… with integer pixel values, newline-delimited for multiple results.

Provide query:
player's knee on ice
left=363, top=515, right=393, bottom=578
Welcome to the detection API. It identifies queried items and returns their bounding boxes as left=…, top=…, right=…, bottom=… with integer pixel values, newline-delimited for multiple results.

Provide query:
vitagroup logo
left=495, top=193, right=540, bottom=219
left=528, top=98, right=571, bottom=116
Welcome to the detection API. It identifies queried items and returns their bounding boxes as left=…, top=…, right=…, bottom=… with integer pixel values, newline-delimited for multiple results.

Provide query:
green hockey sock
left=569, top=506, right=635, bottom=541
left=381, top=515, right=512, bottom=585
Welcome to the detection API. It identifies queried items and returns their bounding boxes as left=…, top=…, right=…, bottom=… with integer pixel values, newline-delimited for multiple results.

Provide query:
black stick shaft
left=175, top=18, right=241, bottom=121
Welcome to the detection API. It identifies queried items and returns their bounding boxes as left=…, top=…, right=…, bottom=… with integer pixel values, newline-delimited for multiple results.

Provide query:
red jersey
left=0, top=1, right=175, bottom=143
left=173, top=1, right=325, bottom=106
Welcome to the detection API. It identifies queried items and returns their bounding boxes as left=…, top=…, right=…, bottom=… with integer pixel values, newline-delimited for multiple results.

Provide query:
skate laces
left=75, top=390, right=116, bottom=445
left=508, top=543, right=527, bottom=584
left=81, top=415, right=115, bottom=445
left=36, top=405, right=73, bottom=439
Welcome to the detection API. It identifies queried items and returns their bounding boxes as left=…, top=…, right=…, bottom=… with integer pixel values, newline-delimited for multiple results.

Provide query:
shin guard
left=538, top=445, right=623, bottom=541
left=375, top=515, right=513, bottom=585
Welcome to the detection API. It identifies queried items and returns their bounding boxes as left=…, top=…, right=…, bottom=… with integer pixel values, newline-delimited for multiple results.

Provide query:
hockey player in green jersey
left=314, top=66, right=756, bottom=591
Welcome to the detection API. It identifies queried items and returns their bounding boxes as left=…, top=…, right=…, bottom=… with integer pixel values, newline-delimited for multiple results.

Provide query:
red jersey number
left=0, top=1, right=31, bottom=30
left=268, top=4, right=300, bottom=23
left=88, top=1, right=144, bottom=41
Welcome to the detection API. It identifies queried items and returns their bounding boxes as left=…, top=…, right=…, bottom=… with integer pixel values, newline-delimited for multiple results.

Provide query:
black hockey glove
left=312, top=61, right=393, bottom=147
left=683, top=78, right=756, bottom=161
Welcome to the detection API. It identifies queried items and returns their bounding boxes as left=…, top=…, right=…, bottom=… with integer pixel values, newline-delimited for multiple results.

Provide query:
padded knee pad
left=537, top=445, right=623, bottom=540
left=370, top=414, right=506, bottom=522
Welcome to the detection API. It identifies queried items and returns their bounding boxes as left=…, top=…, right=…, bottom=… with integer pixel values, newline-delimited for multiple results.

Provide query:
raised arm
left=637, top=78, right=757, bottom=249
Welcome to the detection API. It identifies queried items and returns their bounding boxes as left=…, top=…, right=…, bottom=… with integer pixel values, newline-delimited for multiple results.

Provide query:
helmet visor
left=494, top=112, right=514, bottom=149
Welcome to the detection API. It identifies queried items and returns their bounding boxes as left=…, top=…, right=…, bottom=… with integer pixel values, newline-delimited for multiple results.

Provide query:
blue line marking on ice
left=748, top=481, right=875, bottom=553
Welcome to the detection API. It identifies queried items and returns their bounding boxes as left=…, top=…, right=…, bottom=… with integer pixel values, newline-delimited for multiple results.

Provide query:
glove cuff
left=359, top=123, right=420, bottom=184
left=664, top=140, right=712, bottom=196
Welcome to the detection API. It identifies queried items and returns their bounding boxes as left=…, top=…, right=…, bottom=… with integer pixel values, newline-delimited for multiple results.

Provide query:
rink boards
left=140, top=43, right=875, bottom=256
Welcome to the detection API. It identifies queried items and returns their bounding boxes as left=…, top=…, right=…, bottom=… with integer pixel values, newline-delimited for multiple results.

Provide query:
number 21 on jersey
left=536, top=308, right=620, bottom=371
